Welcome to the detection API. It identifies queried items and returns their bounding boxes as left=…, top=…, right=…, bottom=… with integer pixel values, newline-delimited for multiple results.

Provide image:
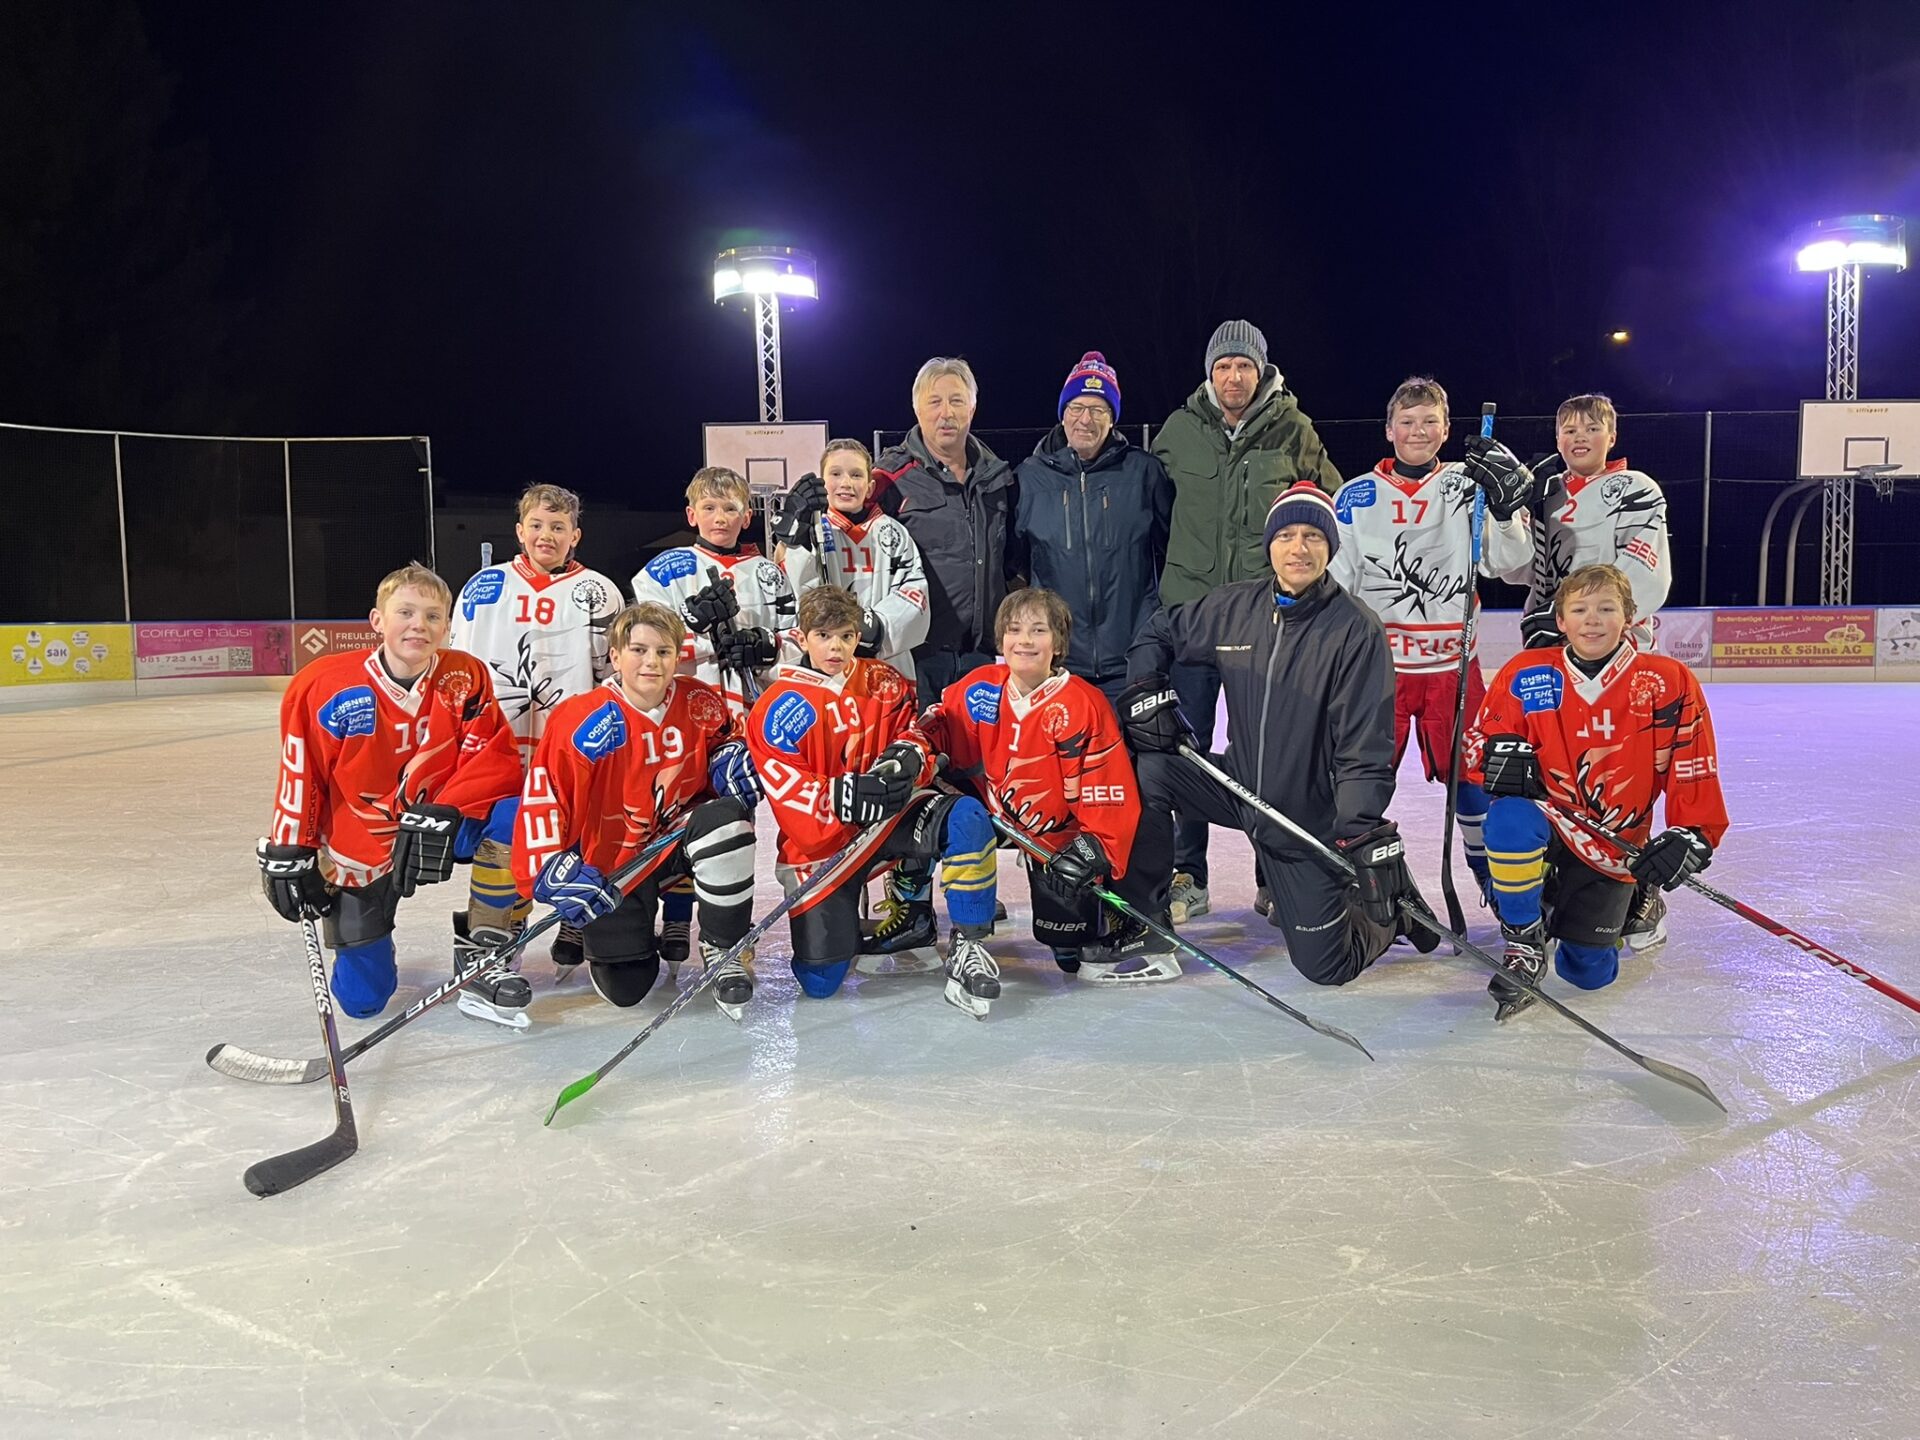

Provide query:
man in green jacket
left=1150, top=318, right=1343, bottom=922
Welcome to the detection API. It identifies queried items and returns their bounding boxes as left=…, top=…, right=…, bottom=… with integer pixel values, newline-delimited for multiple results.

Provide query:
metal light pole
left=1796, top=214, right=1907, bottom=603
left=713, top=246, right=818, bottom=423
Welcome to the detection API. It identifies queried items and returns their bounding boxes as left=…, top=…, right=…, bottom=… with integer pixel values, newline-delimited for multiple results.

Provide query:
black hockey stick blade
left=242, top=1117, right=358, bottom=1197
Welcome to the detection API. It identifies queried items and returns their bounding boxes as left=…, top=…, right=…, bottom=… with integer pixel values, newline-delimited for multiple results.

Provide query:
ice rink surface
left=4, top=684, right=1918, bottom=1438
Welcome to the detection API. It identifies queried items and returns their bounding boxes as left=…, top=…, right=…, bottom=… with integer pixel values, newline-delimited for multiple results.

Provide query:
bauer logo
left=459, top=568, right=507, bottom=621
left=645, top=549, right=698, bottom=585
left=1510, top=665, right=1564, bottom=713
left=762, top=692, right=816, bottom=754
left=1335, top=479, right=1376, bottom=522
left=964, top=681, right=1001, bottom=725
left=317, top=686, right=378, bottom=739
left=570, top=699, right=628, bottom=760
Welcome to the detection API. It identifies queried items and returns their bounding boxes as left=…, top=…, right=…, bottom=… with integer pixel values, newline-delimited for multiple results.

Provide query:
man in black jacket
left=1120, top=483, right=1438, bottom=985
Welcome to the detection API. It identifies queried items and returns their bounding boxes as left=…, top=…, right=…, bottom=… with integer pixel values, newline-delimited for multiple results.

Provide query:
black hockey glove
left=257, top=839, right=334, bottom=922
left=1335, top=821, right=1441, bottom=953
left=831, top=762, right=914, bottom=826
left=1117, top=677, right=1193, bottom=754
left=1460, top=436, right=1537, bottom=522
left=1520, top=606, right=1564, bottom=651
left=856, top=610, right=885, bottom=657
left=1529, top=451, right=1568, bottom=490
left=714, top=625, right=777, bottom=673
left=769, top=474, right=827, bottom=550
left=1481, top=735, right=1547, bottom=800
left=389, top=800, right=461, bottom=897
left=683, top=572, right=740, bottom=635
left=1043, top=832, right=1111, bottom=897
left=877, top=740, right=926, bottom=780
left=1629, top=826, right=1713, bottom=891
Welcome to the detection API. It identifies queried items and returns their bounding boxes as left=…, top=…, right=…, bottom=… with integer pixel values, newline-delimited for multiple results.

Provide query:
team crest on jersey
left=869, top=667, right=905, bottom=703
left=1335, top=479, right=1376, bottom=522
left=1603, top=476, right=1629, bottom=505
left=645, top=549, right=697, bottom=585
left=1629, top=671, right=1665, bottom=713
left=755, top=559, right=785, bottom=592
left=435, top=666, right=475, bottom=709
left=318, top=686, right=377, bottom=739
left=1442, top=468, right=1470, bottom=504
left=571, top=699, right=628, bottom=760
left=877, top=522, right=912, bottom=561
left=570, top=577, right=610, bottom=613
left=964, top=681, right=1001, bottom=724
left=1039, top=702, right=1071, bottom=739
left=1511, top=665, right=1564, bottom=713
left=763, top=691, right=817, bottom=753
left=459, top=568, right=507, bottom=621
left=685, top=684, right=727, bottom=731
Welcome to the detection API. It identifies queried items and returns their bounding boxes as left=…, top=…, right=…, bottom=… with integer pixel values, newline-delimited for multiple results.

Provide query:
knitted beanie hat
left=1057, top=351, right=1122, bottom=421
left=1205, top=319, right=1268, bottom=373
left=1262, top=482, right=1340, bottom=559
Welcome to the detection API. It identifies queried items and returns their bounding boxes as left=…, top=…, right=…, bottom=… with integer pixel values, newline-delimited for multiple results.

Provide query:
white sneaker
left=1168, top=873, right=1211, bottom=924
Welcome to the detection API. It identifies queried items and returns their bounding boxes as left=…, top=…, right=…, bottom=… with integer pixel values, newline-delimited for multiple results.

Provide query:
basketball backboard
left=1797, top=399, right=1920, bottom=480
left=702, top=421, right=829, bottom=498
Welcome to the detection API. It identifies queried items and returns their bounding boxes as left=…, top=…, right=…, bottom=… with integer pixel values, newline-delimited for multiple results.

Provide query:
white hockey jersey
left=1521, top=458, right=1670, bottom=646
left=631, top=540, right=797, bottom=714
left=780, top=504, right=932, bottom=679
left=1329, top=461, right=1534, bottom=673
left=448, top=554, right=623, bottom=759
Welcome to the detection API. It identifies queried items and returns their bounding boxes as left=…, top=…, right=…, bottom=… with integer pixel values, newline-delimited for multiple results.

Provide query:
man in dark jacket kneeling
left=1119, top=483, right=1439, bottom=985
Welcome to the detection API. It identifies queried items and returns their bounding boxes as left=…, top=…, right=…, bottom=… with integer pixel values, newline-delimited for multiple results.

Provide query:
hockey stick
left=1177, top=745, right=1726, bottom=1112
left=1438, top=402, right=1496, bottom=938
left=1549, top=805, right=1920, bottom=1020
left=703, top=564, right=763, bottom=706
left=545, top=772, right=909, bottom=1124
left=978, top=804, right=1373, bottom=1060
left=241, top=918, right=358, bottom=1196
left=208, top=828, right=688, bottom=1086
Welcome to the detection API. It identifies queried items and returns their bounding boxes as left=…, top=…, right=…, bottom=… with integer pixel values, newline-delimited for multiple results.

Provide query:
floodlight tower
left=1795, top=215, right=1906, bottom=602
left=713, top=245, right=818, bottom=423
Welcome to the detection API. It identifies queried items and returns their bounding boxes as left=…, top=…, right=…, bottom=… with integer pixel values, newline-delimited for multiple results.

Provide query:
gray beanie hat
left=1205, top=319, right=1268, bottom=373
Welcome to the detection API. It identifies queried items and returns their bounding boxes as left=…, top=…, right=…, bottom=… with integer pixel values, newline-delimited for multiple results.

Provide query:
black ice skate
left=856, top=871, right=941, bottom=976
left=453, top=916, right=532, bottom=1029
left=550, top=921, right=584, bottom=985
left=658, top=919, right=692, bottom=973
left=943, top=930, right=1001, bottom=1019
left=1489, top=917, right=1549, bottom=1023
left=1623, top=886, right=1669, bottom=953
left=1079, top=913, right=1182, bottom=984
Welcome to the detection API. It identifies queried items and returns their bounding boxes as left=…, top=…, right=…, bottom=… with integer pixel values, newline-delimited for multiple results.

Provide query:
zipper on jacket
left=1254, top=602, right=1283, bottom=799
left=1080, top=469, right=1103, bottom=675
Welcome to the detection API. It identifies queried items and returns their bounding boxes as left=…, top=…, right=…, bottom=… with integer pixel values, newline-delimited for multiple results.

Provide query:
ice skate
left=707, top=941, right=753, bottom=1022
left=1624, top=887, right=1668, bottom=953
left=453, top=919, right=532, bottom=1029
left=1050, top=946, right=1082, bottom=974
left=1489, top=918, right=1549, bottom=1023
left=550, top=921, right=584, bottom=985
left=856, top=871, right=941, bottom=975
left=943, top=932, right=1001, bottom=1019
left=1080, top=913, right=1182, bottom=983
left=659, top=918, right=692, bottom=974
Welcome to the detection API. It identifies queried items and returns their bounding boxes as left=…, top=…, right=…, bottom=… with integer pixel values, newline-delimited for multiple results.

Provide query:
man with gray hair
left=874, top=357, right=1021, bottom=706
left=1149, top=319, right=1343, bottom=922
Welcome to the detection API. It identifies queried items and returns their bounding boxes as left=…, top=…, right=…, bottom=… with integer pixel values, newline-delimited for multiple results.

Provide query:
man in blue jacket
left=1009, top=352, right=1173, bottom=708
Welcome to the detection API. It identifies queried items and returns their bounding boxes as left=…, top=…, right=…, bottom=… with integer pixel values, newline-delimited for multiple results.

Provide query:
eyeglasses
left=1063, top=402, right=1111, bottom=421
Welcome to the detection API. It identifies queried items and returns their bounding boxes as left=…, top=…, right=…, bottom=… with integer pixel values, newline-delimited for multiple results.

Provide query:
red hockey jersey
left=512, top=675, right=737, bottom=892
left=270, top=648, right=521, bottom=888
left=922, top=665, right=1141, bottom=876
left=1465, top=644, right=1729, bottom=879
left=745, top=658, right=933, bottom=885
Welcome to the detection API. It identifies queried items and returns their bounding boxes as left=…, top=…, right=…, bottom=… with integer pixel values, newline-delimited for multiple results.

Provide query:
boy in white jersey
left=631, top=466, right=797, bottom=966
left=1330, top=378, right=1533, bottom=902
left=770, top=438, right=932, bottom=679
left=448, top=483, right=624, bottom=981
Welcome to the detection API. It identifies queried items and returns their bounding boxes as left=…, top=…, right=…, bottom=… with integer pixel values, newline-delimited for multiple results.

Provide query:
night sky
left=6, top=0, right=1920, bottom=509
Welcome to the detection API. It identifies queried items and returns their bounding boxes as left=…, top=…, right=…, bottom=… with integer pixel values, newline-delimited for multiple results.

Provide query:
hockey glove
left=1117, top=677, right=1193, bottom=754
left=257, top=839, right=334, bottom=922
left=1481, top=735, right=1547, bottom=800
left=707, top=739, right=761, bottom=809
left=832, top=763, right=914, bottom=826
left=856, top=610, right=885, bottom=657
left=714, top=625, right=777, bottom=673
left=534, top=849, right=623, bottom=927
left=1460, top=436, right=1537, bottom=522
left=1530, top=452, right=1568, bottom=489
left=769, top=474, right=827, bottom=550
left=389, top=800, right=462, bottom=897
left=1629, top=826, right=1713, bottom=891
left=1520, top=606, right=1564, bottom=651
left=1335, top=821, right=1441, bottom=953
left=877, top=740, right=926, bottom=781
left=683, top=573, right=740, bottom=635
left=1043, top=832, right=1111, bottom=897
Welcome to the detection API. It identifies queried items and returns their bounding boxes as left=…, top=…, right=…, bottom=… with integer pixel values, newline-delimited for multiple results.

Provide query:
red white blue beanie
left=1262, top=482, right=1340, bottom=558
left=1058, top=351, right=1122, bottom=421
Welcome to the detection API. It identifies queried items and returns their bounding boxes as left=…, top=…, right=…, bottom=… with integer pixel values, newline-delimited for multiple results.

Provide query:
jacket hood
left=1187, top=364, right=1291, bottom=427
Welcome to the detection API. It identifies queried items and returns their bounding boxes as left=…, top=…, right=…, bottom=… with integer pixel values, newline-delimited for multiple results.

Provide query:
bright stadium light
left=713, top=245, right=818, bottom=421
left=1794, top=214, right=1907, bottom=273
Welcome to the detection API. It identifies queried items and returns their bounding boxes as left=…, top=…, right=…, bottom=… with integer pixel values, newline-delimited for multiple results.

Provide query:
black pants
left=1133, top=750, right=1391, bottom=986
left=913, top=646, right=996, bottom=709
left=1169, top=659, right=1222, bottom=883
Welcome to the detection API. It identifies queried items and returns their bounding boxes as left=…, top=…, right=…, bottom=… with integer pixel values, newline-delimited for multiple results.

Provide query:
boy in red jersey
left=511, top=601, right=760, bottom=1018
left=921, top=588, right=1178, bottom=981
left=259, top=564, right=522, bottom=1021
left=745, top=586, right=1003, bottom=1018
left=1465, top=564, right=1728, bottom=1020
